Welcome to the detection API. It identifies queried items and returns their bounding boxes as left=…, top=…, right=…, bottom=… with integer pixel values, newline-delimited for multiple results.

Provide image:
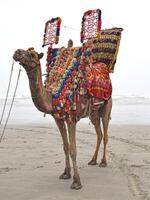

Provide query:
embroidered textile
left=42, top=17, right=61, bottom=47
left=81, top=9, right=101, bottom=43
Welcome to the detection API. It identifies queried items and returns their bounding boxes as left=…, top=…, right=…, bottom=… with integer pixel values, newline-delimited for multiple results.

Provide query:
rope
left=0, top=60, right=14, bottom=125
left=63, top=25, right=79, bottom=32
left=0, top=66, right=22, bottom=143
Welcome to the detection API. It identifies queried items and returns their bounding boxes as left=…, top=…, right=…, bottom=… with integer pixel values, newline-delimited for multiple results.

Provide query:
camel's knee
left=103, top=135, right=108, bottom=144
left=69, top=145, right=76, bottom=160
left=63, top=145, right=69, bottom=154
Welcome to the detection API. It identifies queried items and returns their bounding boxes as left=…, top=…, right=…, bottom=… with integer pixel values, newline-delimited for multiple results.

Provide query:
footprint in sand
left=0, top=167, right=17, bottom=173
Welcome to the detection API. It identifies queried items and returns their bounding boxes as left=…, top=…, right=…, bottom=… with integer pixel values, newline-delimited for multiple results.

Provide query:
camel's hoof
left=88, top=159, right=97, bottom=165
left=70, top=181, right=82, bottom=190
left=99, top=161, right=107, bottom=167
left=59, top=172, right=71, bottom=180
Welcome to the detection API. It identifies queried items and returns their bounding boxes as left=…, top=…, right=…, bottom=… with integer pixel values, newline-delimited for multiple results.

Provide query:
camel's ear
left=38, top=52, right=44, bottom=59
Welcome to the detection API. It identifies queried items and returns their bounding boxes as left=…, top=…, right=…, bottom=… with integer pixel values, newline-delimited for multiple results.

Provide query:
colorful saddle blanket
left=45, top=47, right=81, bottom=116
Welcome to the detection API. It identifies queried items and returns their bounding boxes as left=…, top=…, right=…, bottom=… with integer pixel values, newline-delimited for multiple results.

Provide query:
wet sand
left=0, top=123, right=150, bottom=200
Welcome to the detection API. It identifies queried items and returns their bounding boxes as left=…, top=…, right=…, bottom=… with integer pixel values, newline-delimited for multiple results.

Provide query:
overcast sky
left=0, top=0, right=150, bottom=98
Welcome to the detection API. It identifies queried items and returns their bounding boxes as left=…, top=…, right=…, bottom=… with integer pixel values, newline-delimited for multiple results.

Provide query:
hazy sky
left=0, top=0, right=150, bottom=98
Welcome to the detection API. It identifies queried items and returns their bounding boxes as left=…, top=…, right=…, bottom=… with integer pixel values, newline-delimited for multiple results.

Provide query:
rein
left=0, top=60, right=14, bottom=125
left=0, top=62, right=22, bottom=143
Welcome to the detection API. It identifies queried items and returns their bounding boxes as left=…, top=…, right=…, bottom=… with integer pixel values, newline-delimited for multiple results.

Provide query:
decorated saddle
left=44, top=28, right=123, bottom=118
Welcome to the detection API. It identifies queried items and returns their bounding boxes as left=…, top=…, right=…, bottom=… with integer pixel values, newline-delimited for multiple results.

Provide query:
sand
left=0, top=123, right=150, bottom=200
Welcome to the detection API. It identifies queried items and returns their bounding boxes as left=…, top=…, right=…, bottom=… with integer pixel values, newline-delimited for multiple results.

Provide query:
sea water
left=111, top=95, right=150, bottom=125
left=0, top=95, right=150, bottom=125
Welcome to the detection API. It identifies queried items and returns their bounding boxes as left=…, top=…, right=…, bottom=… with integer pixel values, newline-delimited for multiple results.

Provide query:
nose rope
left=0, top=64, right=22, bottom=143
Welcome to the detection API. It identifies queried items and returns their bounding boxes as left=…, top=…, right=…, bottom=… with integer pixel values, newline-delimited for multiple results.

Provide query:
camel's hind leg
left=88, top=101, right=103, bottom=165
left=88, top=121, right=103, bottom=165
left=55, top=118, right=71, bottom=179
left=99, top=98, right=112, bottom=167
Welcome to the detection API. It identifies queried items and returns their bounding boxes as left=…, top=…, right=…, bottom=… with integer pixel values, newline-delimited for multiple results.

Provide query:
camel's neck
left=26, top=64, right=52, bottom=114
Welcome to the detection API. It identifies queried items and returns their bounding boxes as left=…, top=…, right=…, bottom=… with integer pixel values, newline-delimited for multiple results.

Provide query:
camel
left=13, top=47, right=112, bottom=190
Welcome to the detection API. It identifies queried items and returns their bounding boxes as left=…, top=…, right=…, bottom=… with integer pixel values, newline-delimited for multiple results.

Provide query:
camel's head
left=13, top=48, right=44, bottom=72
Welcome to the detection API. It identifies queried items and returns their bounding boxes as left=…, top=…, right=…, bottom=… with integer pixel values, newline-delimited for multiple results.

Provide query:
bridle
left=25, top=52, right=40, bottom=75
left=26, top=65, right=39, bottom=75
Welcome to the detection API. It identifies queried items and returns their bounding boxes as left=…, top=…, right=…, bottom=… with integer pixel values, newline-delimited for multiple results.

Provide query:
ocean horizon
left=0, top=95, right=150, bottom=125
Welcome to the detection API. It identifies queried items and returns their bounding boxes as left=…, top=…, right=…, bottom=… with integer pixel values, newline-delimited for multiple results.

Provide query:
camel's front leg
left=67, top=121, right=82, bottom=190
left=55, top=118, right=71, bottom=179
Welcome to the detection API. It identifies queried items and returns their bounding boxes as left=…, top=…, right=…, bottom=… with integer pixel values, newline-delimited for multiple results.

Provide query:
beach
left=0, top=96, right=150, bottom=200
